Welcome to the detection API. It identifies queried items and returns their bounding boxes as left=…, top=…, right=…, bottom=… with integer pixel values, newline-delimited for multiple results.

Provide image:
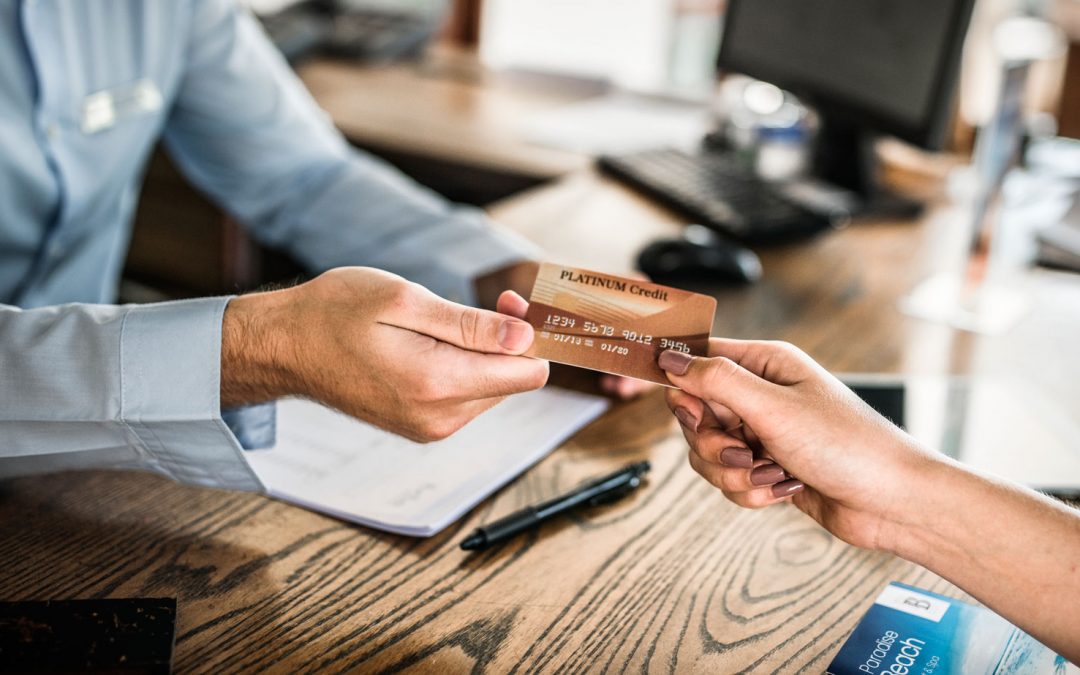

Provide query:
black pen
left=459, top=461, right=651, bottom=551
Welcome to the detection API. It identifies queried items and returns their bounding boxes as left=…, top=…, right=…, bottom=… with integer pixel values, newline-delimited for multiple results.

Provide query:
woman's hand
left=661, top=339, right=1080, bottom=662
left=659, top=339, right=942, bottom=553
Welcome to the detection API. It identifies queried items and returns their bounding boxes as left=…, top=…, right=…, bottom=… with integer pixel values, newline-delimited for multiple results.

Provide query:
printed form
left=245, top=388, right=609, bottom=536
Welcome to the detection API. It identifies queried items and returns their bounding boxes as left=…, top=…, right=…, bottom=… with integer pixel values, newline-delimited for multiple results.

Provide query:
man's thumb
left=447, top=304, right=535, bottom=355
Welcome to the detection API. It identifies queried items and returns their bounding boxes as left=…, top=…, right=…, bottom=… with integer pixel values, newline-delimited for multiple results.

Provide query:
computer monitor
left=718, top=0, right=976, bottom=215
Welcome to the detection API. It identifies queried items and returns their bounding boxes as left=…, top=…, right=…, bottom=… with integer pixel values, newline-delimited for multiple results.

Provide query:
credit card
left=524, top=263, right=716, bottom=385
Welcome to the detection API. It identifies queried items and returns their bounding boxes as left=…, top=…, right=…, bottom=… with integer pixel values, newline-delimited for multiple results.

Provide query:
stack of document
left=520, top=94, right=711, bottom=155
left=245, top=388, right=609, bottom=536
left=1037, top=196, right=1080, bottom=272
left=1025, top=138, right=1080, bottom=273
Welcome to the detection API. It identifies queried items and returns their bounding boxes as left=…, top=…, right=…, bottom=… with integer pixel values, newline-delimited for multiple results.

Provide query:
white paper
left=521, top=94, right=711, bottom=156
left=245, top=388, right=609, bottom=536
left=480, top=0, right=673, bottom=92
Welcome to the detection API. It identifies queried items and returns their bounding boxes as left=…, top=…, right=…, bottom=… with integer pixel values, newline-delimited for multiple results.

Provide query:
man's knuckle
left=458, top=309, right=483, bottom=348
left=400, top=414, right=439, bottom=443
left=781, top=341, right=805, bottom=359
left=524, top=362, right=549, bottom=390
left=422, top=416, right=463, bottom=442
left=414, top=377, right=447, bottom=403
left=413, top=423, right=443, bottom=443
left=384, top=281, right=417, bottom=313
left=768, top=340, right=806, bottom=363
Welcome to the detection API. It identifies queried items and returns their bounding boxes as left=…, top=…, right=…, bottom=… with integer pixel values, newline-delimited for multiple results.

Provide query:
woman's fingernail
left=673, top=406, right=698, bottom=430
left=658, top=350, right=693, bottom=375
left=498, top=320, right=532, bottom=350
left=771, top=479, right=805, bottom=498
left=719, top=447, right=753, bottom=468
left=750, top=463, right=786, bottom=486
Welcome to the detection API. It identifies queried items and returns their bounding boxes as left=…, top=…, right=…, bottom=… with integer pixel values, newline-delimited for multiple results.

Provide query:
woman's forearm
left=889, top=458, right=1080, bottom=662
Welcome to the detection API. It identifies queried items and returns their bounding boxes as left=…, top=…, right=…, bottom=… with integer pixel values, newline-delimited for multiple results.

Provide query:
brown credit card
left=524, top=263, right=716, bottom=385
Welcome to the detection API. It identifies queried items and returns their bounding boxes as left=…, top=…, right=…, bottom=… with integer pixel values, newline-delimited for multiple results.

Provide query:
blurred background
left=116, top=0, right=1080, bottom=491
left=123, top=0, right=1080, bottom=301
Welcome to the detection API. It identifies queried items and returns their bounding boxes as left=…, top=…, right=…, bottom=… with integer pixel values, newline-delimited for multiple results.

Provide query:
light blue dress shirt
left=0, top=0, right=536, bottom=491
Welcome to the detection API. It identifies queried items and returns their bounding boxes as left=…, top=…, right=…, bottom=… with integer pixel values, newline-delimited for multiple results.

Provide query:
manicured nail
left=673, top=406, right=698, bottom=431
left=719, top=447, right=753, bottom=468
left=771, top=479, right=805, bottom=498
left=750, top=463, right=786, bottom=486
left=498, top=320, right=532, bottom=351
left=658, top=350, right=692, bottom=375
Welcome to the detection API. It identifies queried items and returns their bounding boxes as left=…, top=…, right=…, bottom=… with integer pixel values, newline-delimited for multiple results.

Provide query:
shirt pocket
left=80, top=78, right=164, bottom=136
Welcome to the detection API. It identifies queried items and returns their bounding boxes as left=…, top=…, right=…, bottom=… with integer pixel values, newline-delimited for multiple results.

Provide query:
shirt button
left=45, top=124, right=59, bottom=141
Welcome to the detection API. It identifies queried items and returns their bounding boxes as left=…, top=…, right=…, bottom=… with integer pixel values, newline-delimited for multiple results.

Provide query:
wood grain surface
left=5, top=177, right=1080, bottom=670
left=0, top=394, right=969, bottom=674
left=297, top=49, right=594, bottom=180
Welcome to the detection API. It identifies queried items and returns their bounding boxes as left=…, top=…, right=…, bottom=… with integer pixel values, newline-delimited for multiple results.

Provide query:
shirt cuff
left=222, top=402, right=276, bottom=449
left=120, top=296, right=264, bottom=491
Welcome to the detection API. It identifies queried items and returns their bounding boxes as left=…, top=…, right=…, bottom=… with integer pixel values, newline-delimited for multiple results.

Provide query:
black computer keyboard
left=599, top=148, right=837, bottom=244
left=259, top=6, right=439, bottom=65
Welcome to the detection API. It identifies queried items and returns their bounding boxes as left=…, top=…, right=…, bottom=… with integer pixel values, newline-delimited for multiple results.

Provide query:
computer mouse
left=636, top=225, right=763, bottom=284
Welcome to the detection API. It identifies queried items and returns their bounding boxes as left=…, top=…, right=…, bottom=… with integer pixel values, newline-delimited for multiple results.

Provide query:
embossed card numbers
left=525, top=263, right=716, bottom=385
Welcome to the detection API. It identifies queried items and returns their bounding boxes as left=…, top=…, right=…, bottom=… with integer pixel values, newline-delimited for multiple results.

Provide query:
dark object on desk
left=460, top=461, right=650, bottom=552
left=0, top=598, right=176, bottom=674
left=258, top=5, right=330, bottom=63
left=604, top=0, right=975, bottom=230
left=599, top=150, right=837, bottom=244
left=1036, top=203, right=1080, bottom=273
left=717, top=0, right=974, bottom=219
left=257, top=0, right=447, bottom=64
left=637, top=224, right=762, bottom=284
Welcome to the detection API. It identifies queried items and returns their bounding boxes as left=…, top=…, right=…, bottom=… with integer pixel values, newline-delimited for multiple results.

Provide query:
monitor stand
left=812, top=117, right=925, bottom=220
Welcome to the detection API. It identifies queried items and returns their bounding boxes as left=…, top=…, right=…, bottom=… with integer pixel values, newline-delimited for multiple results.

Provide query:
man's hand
left=220, top=267, right=549, bottom=442
left=477, top=261, right=654, bottom=399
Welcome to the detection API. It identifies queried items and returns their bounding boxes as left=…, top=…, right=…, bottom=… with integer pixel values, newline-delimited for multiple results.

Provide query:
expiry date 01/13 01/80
left=524, top=263, right=717, bottom=386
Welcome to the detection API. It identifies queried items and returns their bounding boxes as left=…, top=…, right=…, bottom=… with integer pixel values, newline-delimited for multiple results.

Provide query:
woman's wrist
left=874, top=451, right=968, bottom=562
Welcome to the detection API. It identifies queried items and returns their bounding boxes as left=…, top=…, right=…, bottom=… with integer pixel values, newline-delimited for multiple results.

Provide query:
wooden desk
left=296, top=48, right=593, bottom=180
left=8, top=168, right=1079, bottom=671
left=9, top=54, right=1080, bottom=672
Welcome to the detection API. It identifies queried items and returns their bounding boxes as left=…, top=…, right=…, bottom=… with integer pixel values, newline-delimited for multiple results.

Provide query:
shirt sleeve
left=162, top=0, right=539, bottom=306
left=0, top=298, right=264, bottom=492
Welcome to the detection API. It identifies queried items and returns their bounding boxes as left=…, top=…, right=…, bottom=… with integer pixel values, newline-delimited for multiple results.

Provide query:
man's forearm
left=220, top=290, right=297, bottom=409
left=0, top=300, right=265, bottom=490
left=891, top=459, right=1080, bottom=661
